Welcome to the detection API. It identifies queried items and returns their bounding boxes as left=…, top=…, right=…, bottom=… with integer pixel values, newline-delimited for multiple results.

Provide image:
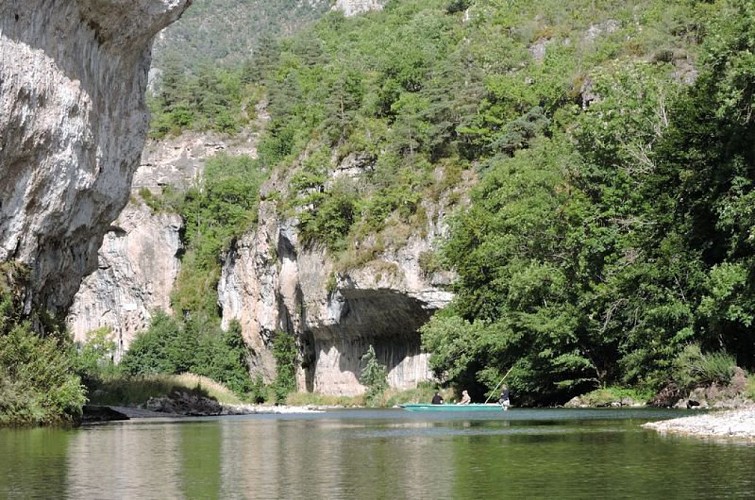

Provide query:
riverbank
left=222, top=403, right=326, bottom=415
left=84, top=403, right=326, bottom=421
left=643, top=406, right=755, bottom=440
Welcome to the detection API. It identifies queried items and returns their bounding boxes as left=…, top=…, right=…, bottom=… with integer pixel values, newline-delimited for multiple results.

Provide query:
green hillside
left=151, top=0, right=329, bottom=72
left=147, top=0, right=755, bottom=405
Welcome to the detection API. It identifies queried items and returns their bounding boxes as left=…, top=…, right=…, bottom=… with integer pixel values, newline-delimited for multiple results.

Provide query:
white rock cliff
left=0, top=0, right=190, bottom=315
left=218, top=163, right=460, bottom=396
left=332, top=0, right=386, bottom=17
left=67, top=130, right=260, bottom=355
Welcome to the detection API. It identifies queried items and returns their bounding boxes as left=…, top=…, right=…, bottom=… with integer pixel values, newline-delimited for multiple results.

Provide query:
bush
left=672, top=344, right=737, bottom=391
left=120, top=311, right=194, bottom=376
left=573, top=386, right=653, bottom=407
left=119, top=313, right=253, bottom=398
left=191, top=320, right=253, bottom=395
left=73, top=327, right=118, bottom=385
left=746, top=373, right=755, bottom=401
left=359, top=345, right=388, bottom=406
left=272, top=332, right=298, bottom=403
left=0, top=324, right=86, bottom=426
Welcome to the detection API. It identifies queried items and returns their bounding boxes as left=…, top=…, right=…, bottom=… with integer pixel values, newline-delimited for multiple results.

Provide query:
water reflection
left=213, top=415, right=456, bottom=499
left=0, top=427, right=70, bottom=498
left=0, top=409, right=752, bottom=499
left=66, top=421, right=185, bottom=498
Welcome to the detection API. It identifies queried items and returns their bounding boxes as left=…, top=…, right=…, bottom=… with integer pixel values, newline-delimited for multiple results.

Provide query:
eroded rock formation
left=219, top=162, right=461, bottom=396
left=332, top=0, right=386, bottom=17
left=67, top=130, right=260, bottom=355
left=0, top=0, right=190, bottom=316
left=66, top=201, right=181, bottom=359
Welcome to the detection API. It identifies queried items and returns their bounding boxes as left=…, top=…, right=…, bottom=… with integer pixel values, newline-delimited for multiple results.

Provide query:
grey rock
left=0, top=0, right=190, bottom=315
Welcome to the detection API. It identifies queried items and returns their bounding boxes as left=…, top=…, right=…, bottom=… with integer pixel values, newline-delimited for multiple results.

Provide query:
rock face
left=67, top=130, right=260, bottom=356
left=219, top=164, right=459, bottom=396
left=0, top=0, right=190, bottom=316
left=332, top=0, right=385, bottom=17
left=66, top=201, right=181, bottom=359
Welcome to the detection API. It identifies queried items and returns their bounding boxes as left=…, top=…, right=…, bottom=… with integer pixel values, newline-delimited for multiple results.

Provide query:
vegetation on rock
left=272, top=332, right=298, bottom=403
left=141, top=0, right=755, bottom=407
left=7, top=0, right=753, bottom=425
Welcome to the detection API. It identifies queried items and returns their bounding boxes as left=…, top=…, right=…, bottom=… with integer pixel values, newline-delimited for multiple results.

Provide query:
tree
left=360, top=345, right=388, bottom=405
left=272, top=332, right=298, bottom=403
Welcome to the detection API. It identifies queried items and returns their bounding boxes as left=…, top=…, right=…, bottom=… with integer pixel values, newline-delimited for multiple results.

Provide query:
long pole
left=484, top=365, right=514, bottom=404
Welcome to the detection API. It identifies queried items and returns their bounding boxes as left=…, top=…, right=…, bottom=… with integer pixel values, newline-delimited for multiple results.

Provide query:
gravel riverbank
left=643, top=406, right=755, bottom=440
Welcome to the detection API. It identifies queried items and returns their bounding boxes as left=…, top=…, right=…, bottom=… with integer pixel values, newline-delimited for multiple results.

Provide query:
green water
left=1, top=408, right=753, bottom=499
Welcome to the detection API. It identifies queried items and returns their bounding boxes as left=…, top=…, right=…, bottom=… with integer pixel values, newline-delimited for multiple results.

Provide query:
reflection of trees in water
left=66, top=423, right=182, bottom=497
left=15, top=413, right=755, bottom=497
left=0, top=428, right=69, bottom=498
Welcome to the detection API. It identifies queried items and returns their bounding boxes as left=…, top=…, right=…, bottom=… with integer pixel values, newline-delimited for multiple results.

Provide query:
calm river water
left=1, top=407, right=753, bottom=499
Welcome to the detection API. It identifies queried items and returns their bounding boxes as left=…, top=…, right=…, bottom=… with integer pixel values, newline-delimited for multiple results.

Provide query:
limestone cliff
left=66, top=201, right=181, bottom=360
left=67, top=130, right=260, bottom=356
left=219, top=159, right=461, bottom=396
left=332, top=0, right=386, bottom=17
left=0, top=0, right=190, bottom=316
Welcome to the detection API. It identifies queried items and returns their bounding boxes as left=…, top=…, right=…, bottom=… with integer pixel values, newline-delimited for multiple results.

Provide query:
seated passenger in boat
left=458, top=390, right=471, bottom=405
left=431, top=392, right=444, bottom=404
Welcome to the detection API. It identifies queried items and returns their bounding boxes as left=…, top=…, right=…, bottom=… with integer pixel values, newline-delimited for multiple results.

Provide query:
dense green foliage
left=148, top=63, right=255, bottom=139
left=423, top=0, right=755, bottom=404
left=0, top=325, right=86, bottom=426
left=152, top=0, right=328, bottom=72
left=148, top=0, right=330, bottom=138
left=0, top=264, right=86, bottom=425
left=169, top=153, right=266, bottom=319
left=671, top=344, right=738, bottom=392
left=120, top=313, right=253, bottom=395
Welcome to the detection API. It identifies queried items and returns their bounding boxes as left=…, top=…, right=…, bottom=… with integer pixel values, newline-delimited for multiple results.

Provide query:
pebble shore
left=222, top=404, right=325, bottom=414
left=643, top=406, right=755, bottom=440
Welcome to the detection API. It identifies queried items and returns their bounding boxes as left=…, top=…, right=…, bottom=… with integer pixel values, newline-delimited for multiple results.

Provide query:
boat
left=399, top=403, right=506, bottom=411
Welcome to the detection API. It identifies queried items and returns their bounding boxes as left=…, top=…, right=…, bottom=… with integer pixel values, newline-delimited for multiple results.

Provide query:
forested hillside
left=151, top=0, right=329, bottom=72
left=148, top=0, right=755, bottom=405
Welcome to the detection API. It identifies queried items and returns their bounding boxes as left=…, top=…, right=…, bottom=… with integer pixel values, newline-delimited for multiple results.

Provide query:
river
left=1, top=408, right=753, bottom=499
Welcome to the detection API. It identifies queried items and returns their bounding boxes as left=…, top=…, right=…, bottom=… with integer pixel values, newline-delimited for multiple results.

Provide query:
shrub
left=191, top=320, right=253, bottom=395
left=120, top=311, right=194, bottom=376
left=272, top=332, right=298, bottom=403
left=119, top=313, right=253, bottom=398
left=359, top=345, right=388, bottom=406
left=73, top=327, right=118, bottom=385
left=574, top=386, right=653, bottom=406
left=672, top=344, right=737, bottom=391
left=0, top=324, right=86, bottom=426
left=746, top=373, right=755, bottom=401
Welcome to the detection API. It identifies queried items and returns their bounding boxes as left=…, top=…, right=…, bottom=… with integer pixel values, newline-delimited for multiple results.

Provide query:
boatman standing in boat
left=499, top=385, right=511, bottom=410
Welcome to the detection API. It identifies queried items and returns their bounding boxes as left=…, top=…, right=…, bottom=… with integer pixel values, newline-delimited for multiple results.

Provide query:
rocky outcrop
left=332, top=0, right=386, bottom=17
left=650, top=368, right=752, bottom=410
left=145, top=389, right=223, bottom=416
left=0, top=0, right=190, bottom=316
left=66, top=201, right=181, bottom=359
left=219, top=160, right=460, bottom=396
left=643, top=406, right=755, bottom=440
left=67, top=130, right=260, bottom=355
